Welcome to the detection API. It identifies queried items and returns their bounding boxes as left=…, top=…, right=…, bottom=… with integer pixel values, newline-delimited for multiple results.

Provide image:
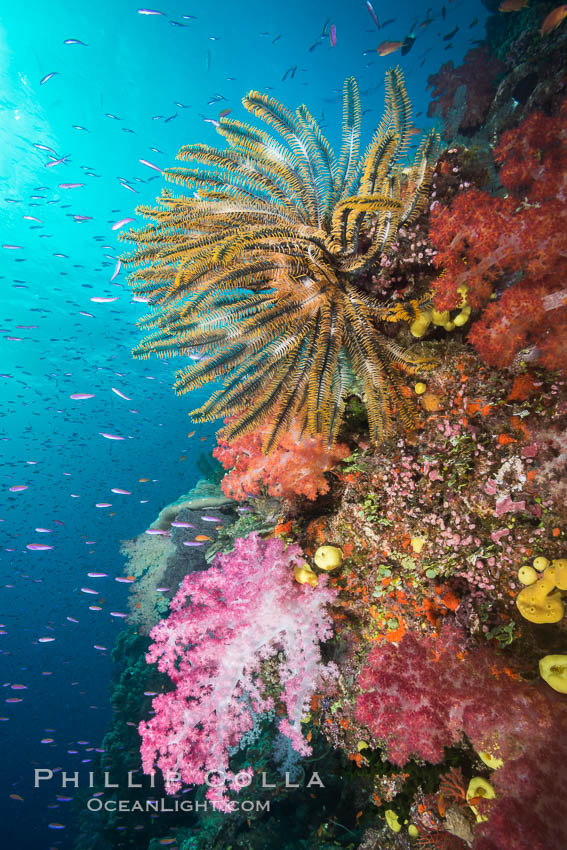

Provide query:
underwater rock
left=150, top=478, right=233, bottom=530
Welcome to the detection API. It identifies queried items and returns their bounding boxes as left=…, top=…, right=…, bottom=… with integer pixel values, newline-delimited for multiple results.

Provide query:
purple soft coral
left=139, top=533, right=337, bottom=810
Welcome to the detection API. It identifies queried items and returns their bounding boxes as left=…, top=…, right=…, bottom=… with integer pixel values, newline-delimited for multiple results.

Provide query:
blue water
left=1, top=1, right=488, bottom=846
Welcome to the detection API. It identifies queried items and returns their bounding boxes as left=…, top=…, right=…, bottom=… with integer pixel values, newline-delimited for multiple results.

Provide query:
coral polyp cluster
left=121, top=68, right=440, bottom=449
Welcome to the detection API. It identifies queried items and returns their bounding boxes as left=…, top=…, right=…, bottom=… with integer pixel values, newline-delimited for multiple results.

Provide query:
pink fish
left=115, top=576, right=135, bottom=583
left=111, top=218, right=134, bottom=231
left=111, top=488, right=131, bottom=494
left=329, top=24, right=337, bottom=46
left=139, top=158, right=163, bottom=173
left=87, top=572, right=107, bottom=578
left=99, top=432, right=125, bottom=440
left=24, top=215, right=42, bottom=222
left=64, top=38, right=87, bottom=45
left=90, top=296, right=119, bottom=303
left=26, top=543, right=53, bottom=551
left=40, top=72, right=58, bottom=85
left=35, top=528, right=52, bottom=533
left=58, top=183, right=84, bottom=189
left=45, top=156, right=69, bottom=168
left=9, top=485, right=28, bottom=492
left=110, top=259, right=121, bottom=281
left=38, top=637, right=55, bottom=642
left=110, top=611, right=128, bottom=618
left=366, top=1, right=380, bottom=28
left=79, top=311, right=95, bottom=317
left=95, top=503, right=112, bottom=507
left=81, top=588, right=98, bottom=595
left=137, top=8, right=164, bottom=14
left=111, top=387, right=131, bottom=400
left=70, top=393, right=95, bottom=400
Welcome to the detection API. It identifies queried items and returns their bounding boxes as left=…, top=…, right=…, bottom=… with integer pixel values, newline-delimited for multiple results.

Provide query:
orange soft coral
left=213, top=424, right=350, bottom=502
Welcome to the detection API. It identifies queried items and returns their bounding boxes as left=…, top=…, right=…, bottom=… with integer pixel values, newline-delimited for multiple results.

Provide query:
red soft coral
left=213, top=423, right=350, bottom=502
left=430, top=97, right=567, bottom=371
left=355, top=625, right=567, bottom=850
left=427, top=47, right=504, bottom=138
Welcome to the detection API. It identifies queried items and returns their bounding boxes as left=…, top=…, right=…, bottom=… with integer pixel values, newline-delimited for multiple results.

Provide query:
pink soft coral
left=355, top=625, right=567, bottom=850
left=139, top=533, right=337, bottom=810
left=213, top=423, right=350, bottom=502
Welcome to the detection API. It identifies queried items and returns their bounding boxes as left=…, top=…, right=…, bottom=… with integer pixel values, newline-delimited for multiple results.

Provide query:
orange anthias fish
left=377, top=40, right=404, bottom=56
left=499, top=0, right=528, bottom=11
left=195, top=534, right=213, bottom=541
left=541, top=4, right=567, bottom=34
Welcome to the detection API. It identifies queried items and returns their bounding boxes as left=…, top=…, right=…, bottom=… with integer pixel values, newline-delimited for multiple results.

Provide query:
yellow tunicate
left=457, top=282, right=469, bottom=305
left=516, top=565, right=564, bottom=624
left=432, top=308, right=450, bottom=326
left=410, top=310, right=432, bottom=338
left=313, top=546, right=343, bottom=571
left=551, top=558, right=567, bottom=590
left=410, top=536, right=426, bottom=554
left=478, top=749, right=504, bottom=770
left=414, top=382, right=427, bottom=395
left=293, top=563, right=318, bottom=587
left=443, top=320, right=456, bottom=331
left=453, top=304, right=472, bottom=327
left=539, top=654, right=567, bottom=694
left=357, top=741, right=368, bottom=751
left=518, top=566, right=538, bottom=585
left=408, top=824, right=419, bottom=838
left=385, top=810, right=401, bottom=833
left=467, top=777, right=495, bottom=823
left=533, top=556, right=550, bottom=572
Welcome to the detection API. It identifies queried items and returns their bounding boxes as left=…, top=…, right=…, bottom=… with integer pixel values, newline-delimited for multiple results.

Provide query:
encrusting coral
left=121, top=67, right=440, bottom=449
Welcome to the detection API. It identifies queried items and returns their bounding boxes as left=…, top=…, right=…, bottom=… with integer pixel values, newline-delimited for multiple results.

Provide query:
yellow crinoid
left=121, top=67, right=440, bottom=451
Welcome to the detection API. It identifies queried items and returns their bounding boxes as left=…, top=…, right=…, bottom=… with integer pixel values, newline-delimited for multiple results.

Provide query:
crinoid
left=121, top=67, right=440, bottom=450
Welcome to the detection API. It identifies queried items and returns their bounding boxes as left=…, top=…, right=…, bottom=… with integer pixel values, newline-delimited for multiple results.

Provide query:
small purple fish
left=40, top=72, right=58, bottom=85
left=183, top=541, right=205, bottom=547
left=111, top=387, right=131, bottom=400
left=171, top=521, right=195, bottom=528
left=366, top=1, right=380, bottom=29
left=59, top=182, right=84, bottom=189
left=110, top=259, right=121, bottom=281
left=64, top=39, right=87, bottom=45
left=139, top=158, right=163, bottom=173
left=201, top=516, right=222, bottom=522
left=99, top=432, right=124, bottom=440
left=27, top=543, right=53, bottom=551
left=111, top=218, right=134, bottom=231
left=329, top=24, right=337, bottom=46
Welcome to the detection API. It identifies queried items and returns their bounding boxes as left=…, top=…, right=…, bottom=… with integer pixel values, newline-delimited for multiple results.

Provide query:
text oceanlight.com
left=86, top=797, right=272, bottom=813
